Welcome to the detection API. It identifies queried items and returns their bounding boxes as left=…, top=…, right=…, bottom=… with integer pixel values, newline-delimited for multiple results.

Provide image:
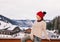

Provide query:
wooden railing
left=0, top=39, right=60, bottom=42
left=0, top=39, right=21, bottom=42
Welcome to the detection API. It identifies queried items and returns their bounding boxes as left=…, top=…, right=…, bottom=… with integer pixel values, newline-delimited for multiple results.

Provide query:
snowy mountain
left=0, top=15, right=19, bottom=25
left=0, top=15, right=35, bottom=29
left=0, top=15, right=19, bottom=30
left=15, top=20, right=35, bottom=27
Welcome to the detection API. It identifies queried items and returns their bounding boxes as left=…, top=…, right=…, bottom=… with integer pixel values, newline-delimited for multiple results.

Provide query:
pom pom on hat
left=37, top=11, right=46, bottom=19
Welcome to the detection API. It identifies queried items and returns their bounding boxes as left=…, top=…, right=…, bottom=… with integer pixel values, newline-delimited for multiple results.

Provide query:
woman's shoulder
left=41, top=20, right=46, bottom=24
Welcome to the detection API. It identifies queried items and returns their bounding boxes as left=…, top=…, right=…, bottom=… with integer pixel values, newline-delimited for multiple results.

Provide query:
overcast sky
left=0, top=0, right=60, bottom=20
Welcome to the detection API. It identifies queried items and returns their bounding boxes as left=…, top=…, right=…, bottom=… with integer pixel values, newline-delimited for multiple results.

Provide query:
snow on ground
left=0, top=32, right=60, bottom=39
left=0, top=32, right=24, bottom=39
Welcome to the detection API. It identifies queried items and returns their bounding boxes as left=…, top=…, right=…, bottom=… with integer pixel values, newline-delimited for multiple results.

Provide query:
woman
left=30, top=11, right=50, bottom=42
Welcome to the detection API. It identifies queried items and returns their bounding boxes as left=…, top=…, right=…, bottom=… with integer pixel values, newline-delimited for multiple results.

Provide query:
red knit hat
left=37, top=11, right=46, bottom=19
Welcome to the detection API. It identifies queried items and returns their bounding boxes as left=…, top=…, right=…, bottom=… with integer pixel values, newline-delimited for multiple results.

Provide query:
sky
left=0, top=0, right=60, bottom=20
